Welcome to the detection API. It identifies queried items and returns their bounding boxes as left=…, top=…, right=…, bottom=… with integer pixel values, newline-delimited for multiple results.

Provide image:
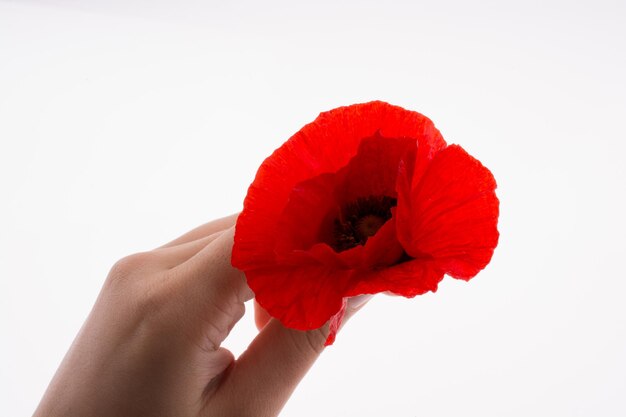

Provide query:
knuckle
left=290, top=326, right=327, bottom=356
left=202, top=299, right=243, bottom=349
left=101, top=254, right=181, bottom=339
left=304, top=327, right=328, bottom=355
left=107, top=252, right=153, bottom=283
left=232, top=302, right=246, bottom=325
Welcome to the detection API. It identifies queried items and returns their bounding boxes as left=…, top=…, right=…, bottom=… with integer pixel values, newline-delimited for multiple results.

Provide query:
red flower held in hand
left=232, top=101, right=499, bottom=344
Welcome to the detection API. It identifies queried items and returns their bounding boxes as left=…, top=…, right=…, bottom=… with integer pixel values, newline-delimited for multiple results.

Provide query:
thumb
left=210, top=295, right=373, bottom=417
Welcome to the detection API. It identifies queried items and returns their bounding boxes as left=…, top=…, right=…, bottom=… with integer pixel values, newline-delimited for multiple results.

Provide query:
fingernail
left=347, top=294, right=373, bottom=310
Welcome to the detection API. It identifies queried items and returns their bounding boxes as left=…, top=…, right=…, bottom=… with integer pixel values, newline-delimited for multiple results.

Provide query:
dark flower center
left=332, top=195, right=397, bottom=252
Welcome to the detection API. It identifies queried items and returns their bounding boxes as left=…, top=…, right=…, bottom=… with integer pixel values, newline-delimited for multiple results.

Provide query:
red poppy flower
left=232, top=101, right=499, bottom=345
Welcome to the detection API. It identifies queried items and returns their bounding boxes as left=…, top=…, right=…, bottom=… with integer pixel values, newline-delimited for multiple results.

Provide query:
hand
left=33, top=214, right=368, bottom=417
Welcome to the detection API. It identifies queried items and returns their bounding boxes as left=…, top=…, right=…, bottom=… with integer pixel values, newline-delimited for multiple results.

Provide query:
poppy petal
left=247, top=265, right=352, bottom=330
left=333, top=133, right=414, bottom=204
left=232, top=101, right=445, bottom=271
left=274, top=133, right=413, bottom=268
left=346, top=258, right=444, bottom=297
left=232, top=101, right=498, bottom=341
left=278, top=214, right=405, bottom=271
left=275, top=171, right=343, bottom=257
left=397, top=144, right=499, bottom=280
left=360, top=213, right=405, bottom=268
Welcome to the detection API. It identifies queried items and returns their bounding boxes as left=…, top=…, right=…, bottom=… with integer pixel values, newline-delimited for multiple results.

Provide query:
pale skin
left=33, top=214, right=369, bottom=417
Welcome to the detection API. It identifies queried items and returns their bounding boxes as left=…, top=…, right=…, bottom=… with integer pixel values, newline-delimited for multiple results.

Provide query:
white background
left=1, top=1, right=625, bottom=416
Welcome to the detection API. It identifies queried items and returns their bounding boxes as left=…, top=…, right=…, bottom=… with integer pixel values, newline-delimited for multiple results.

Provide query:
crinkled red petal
left=232, top=101, right=445, bottom=272
left=273, top=133, right=413, bottom=269
left=274, top=171, right=343, bottom=259
left=333, top=133, right=414, bottom=204
left=346, top=258, right=444, bottom=297
left=247, top=265, right=352, bottom=330
left=230, top=101, right=493, bottom=340
left=343, top=213, right=444, bottom=297
left=359, top=213, right=405, bottom=268
left=275, top=210, right=406, bottom=272
left=396, top=144, right=499, bottom=280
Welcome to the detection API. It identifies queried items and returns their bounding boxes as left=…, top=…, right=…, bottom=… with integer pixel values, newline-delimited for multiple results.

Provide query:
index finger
left=172, top=226, right=253, bottom=310
left=158, top=213, right=239, bottom=248
left=166, top=227, right=253, bottom=352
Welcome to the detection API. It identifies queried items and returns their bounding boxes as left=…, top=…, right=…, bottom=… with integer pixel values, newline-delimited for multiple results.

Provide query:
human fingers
left=158, top=213, right=238, bottom=248
left=153, top=229, right=252, bottom=402
left=344, top=294, right=373, bottom=319
left=254, top=300, right=271, bottom=330
left=149, top=231, right=224, bottom=269
left=204, top=319, right=327, bottom=417
left=168, top=227, right=253, bottom=344
left=175, top=226, right=253, bottom=303
left=209, top=295, right=372, bottom=416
